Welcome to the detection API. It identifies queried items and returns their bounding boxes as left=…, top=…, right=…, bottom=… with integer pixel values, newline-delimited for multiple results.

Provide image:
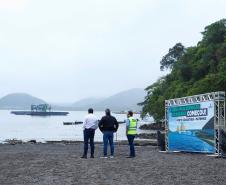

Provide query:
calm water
left=0, top=110, right=148, bottom=143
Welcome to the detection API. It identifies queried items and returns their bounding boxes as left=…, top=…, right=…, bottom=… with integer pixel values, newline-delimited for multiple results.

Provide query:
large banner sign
left=168, top=101, right=215, bottom=153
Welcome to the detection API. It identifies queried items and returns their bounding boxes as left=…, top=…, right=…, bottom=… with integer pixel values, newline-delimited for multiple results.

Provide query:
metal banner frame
left=165, top=91, right=225, bottom=155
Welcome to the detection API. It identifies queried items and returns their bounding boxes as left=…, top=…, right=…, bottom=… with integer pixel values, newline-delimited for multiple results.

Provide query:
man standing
left=99, top=109, right=119, bottom=158
left=126, top=111, right=137, bottom=158
left=81, top=108, right=98, bottom=159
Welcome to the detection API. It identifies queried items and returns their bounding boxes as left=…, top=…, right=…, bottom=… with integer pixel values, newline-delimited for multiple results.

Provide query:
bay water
left=0, top=110, right=149, bottom=143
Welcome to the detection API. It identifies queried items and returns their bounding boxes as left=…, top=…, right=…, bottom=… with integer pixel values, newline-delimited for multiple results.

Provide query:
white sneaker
left=110, top=156, right=114, bottom=159
left=100, top=156, right=108, bottom=159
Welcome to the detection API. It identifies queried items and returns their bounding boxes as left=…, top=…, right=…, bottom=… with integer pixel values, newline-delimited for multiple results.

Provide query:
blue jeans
left=103, top=131, right=114, bottom=156
left=83, top=129, right=95, bottom=156
left=127, top=135, right=135, bottom=157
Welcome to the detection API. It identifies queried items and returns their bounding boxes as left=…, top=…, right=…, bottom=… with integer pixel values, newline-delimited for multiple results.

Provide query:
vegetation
left=140, top=19, right=226, bottom=121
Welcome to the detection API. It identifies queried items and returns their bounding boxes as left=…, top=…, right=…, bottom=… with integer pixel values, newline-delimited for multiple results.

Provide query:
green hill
left=140, top=19, right=226, bottom=121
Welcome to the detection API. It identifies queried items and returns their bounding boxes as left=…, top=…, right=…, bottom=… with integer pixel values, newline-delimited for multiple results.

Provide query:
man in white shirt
left=81, top=108, right=98, bottom=159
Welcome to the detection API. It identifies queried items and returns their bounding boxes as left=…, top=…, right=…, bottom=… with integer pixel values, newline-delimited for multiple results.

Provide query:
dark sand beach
left=0, top=143, right=226, bottom=185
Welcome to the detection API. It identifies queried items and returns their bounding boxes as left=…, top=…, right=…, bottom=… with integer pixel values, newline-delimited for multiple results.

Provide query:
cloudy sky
left=0, top=0, right=225, bottom=102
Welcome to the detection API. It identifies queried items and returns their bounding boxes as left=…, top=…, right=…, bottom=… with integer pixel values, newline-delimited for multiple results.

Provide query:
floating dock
left=11, top=111, right=69, bottom=116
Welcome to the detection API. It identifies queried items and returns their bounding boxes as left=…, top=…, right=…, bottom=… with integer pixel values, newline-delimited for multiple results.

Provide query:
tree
left=160, top=43, right=185, bottom=71
left=140, top=19, right=226, bottom=122
left=201, top=19, right=226, bottom=45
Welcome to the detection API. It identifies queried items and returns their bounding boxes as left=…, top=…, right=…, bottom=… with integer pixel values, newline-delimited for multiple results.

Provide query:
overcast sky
left=0, top=0, right=225, bottom=103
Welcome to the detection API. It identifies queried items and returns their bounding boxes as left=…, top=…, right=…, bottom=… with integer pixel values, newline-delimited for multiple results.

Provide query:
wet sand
left=0, top=143, right=226, bottom=185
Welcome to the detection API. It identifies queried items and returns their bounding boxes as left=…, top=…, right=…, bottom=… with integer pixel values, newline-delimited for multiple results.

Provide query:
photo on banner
left=168, top=101, right=215, bottom=153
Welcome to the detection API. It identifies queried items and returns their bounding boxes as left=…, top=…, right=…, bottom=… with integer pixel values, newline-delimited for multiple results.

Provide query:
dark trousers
left=83, top=129, right=95, bottom=156
left=127, top=135, right=136, bottom=157
left=103, top=131, right=114, bottom=156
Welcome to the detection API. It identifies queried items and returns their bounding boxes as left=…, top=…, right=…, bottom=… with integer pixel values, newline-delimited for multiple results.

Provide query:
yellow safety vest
left=127, top=117, right=137, bottom=135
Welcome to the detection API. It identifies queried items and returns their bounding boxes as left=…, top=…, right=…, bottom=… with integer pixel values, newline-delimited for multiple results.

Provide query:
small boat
left=118, top=121, right=126, bottom=124
left=63, top=121, right=125, bottom=125
left=63, top=121, right=83, bottom=125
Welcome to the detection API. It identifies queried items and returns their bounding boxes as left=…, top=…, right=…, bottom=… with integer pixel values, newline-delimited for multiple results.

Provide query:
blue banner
left=168, top=101, right=214, bottom=153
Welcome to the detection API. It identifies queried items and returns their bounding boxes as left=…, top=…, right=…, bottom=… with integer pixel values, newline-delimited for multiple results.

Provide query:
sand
left=0, top=143, right=226, bottom=185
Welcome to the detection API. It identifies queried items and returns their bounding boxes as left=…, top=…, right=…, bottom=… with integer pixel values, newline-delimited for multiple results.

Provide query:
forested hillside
left=140, top=19, right=226, bottom=121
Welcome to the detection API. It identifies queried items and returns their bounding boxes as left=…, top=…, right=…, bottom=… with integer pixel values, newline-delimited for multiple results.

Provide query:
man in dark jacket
left=98, top=109, right=119, bottom=158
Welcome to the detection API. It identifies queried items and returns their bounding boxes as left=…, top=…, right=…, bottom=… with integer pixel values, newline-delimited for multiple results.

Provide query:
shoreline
left=1, top=139, right=157, bottom=146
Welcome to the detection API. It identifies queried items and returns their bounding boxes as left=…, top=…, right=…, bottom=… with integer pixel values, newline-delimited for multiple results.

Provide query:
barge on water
left=11, top=111, right=69, bottom=116
left=11, top=104, right=69, bottom=116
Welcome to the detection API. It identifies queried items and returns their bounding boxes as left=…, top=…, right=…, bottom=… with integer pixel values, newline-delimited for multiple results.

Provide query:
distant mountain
left=72, top=98, right=105, bottom=108
left=70, top=88, right=146, bottom=111
left=0, top=88, right=146, bottom=111
left=0, top=93, right=46, bottom=109
left=93, top=88, right=145, bottom=111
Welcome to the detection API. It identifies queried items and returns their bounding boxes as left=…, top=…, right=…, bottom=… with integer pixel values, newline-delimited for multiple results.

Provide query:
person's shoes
left=90, top=155, right=94, bottom=158
left=126, top=156, right=135, bottom=158
left=110, top=156, right=114, bottom=159
left=100, top=156, right=108, bottom=159
left=81, top=155, right=87, bottom=159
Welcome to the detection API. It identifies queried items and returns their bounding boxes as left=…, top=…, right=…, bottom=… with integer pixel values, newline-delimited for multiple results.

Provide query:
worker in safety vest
left=126, top=110, right=137, bottom=158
